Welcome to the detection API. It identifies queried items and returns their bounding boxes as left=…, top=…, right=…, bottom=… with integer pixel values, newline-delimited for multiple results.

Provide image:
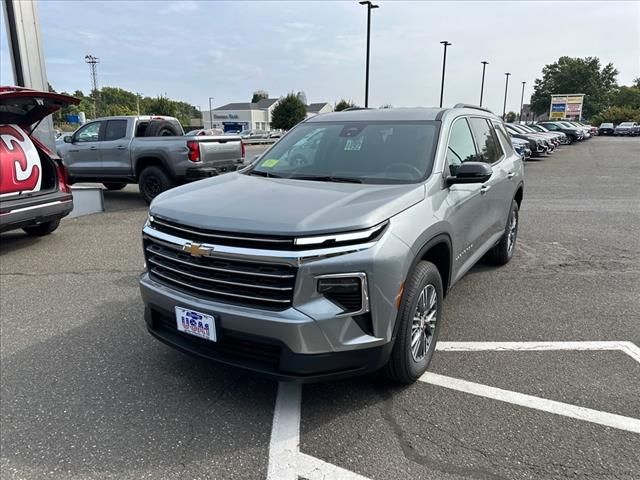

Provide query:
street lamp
left=479, top=61, right=489, bottom=107
left=519, top=81, right=526, bottom=123
left=208, top=96, right=214, bottom=129
left=439, top=41, right=452, bottom=108
left=502, top=72, right=511, bottom=120
left=359, top=1, right=379, bottom=108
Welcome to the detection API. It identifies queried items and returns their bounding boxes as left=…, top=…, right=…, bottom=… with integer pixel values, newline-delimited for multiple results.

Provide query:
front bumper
left=143, top=303, right=392, bottom=382
left=0, top=191, right=73, bottom=233
left=139, top=221, right=412, bottom=381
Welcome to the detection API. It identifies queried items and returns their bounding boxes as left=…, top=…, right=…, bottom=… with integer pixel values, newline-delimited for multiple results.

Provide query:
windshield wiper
left=248, top=170, right=284, bottom=178
left=289, top=175, right=363, bottom=184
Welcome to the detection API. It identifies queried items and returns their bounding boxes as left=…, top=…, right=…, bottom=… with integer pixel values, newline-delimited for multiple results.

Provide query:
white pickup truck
left=57, top=115, right=244, bottom=203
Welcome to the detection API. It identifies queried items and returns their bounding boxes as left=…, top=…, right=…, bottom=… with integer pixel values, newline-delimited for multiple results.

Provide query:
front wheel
left=384, top=261, right=443, bottom=384
left=489, top=200, right=519, bottom=265
left=23, top=219, right=61, bottom=236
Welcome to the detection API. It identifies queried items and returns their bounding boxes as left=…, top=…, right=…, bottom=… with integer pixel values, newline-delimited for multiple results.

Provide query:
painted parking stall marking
left=267, top=340, right=640, bottom=480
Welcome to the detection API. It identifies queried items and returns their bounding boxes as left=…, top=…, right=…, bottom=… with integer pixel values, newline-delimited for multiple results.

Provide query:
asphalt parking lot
left=1, top=138, right=639, bottom=480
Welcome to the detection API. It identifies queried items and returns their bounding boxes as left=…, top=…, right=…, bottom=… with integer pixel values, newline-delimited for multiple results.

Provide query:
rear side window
left=469, top=118, right=503, bottom=164
left=446, top=118, right=477, bottom=175
left=105, top=120, right=127, bottom=141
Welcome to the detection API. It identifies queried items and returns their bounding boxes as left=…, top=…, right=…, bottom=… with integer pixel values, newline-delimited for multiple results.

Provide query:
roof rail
left=342, top=106, right=370, bottom=111
left=453, top=103, right=495, bottom=114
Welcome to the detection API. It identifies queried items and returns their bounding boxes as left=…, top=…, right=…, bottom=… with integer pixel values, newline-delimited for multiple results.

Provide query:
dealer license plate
left=175, top=306, right=217, bottom=342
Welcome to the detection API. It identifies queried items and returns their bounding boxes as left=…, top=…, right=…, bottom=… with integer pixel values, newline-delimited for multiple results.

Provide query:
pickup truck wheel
left=489, top=200, right=518, bottom=266
left=23, top=219, right=61, bottom=237
left=385, top=261, right=443, bottom=384
left=138, top=166, right=174, bottom=204
left=103, top=182, right=127, bottom=191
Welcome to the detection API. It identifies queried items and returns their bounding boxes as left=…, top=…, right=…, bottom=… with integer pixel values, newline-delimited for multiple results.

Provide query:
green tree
left=270, top=93, right=307, bottom=130
left=334, top=99, right=355, bottom=111
left=251, top=90, right=269, bottom=103
left=505, top=111, right=517, bottom=123
left=589, top=106, right=640, bottom=126
left=610, top=84, right=640, bottom=109
left=530, top=56, right=618, bottom=119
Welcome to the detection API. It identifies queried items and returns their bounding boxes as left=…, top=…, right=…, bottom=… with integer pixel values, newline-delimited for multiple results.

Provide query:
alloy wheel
left=411, top=284, right=437, bottom=362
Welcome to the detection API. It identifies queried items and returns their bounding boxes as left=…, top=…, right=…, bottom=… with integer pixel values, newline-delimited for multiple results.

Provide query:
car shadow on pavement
left=0, top=231, right=47, bottom=255
left=0, top=299, right=276, bottom=479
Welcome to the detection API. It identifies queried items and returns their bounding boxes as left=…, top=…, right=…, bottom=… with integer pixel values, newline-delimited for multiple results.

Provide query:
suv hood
left=150, top=172, right=426, bottom=236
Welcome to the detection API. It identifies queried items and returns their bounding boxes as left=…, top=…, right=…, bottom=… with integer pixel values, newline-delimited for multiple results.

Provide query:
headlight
left=295, top=222, right=387, bottom=247
left=145, top=214, right=154, bottom=228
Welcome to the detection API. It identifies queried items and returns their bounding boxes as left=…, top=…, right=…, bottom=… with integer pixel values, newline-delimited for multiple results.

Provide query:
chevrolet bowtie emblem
left=182, top=242, right=213, bottom=257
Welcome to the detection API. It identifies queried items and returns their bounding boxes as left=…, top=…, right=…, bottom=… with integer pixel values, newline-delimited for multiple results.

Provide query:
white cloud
left=160, top=0, right=199, bottom=15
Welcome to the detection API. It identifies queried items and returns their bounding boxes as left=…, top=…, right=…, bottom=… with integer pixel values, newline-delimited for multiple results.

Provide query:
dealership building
left=202, top=98, right=332, bottom=132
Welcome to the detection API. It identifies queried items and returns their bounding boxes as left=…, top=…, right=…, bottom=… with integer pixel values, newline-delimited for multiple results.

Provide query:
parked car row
left=598, top=122, right=640, bottom=136
left=502, top=119, right=599, bottom=160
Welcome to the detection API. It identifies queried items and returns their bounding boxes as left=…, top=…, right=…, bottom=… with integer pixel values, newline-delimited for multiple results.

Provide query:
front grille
left=144, top=237, right=297, bottom=310
left=150, top=216, right=295, bottom=250
left=153, top=309, right=282, bottom=365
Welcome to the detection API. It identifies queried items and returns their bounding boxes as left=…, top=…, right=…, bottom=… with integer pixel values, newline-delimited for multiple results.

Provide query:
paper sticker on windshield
left=344, top=136, right=363, bottom=151
left=261, top=159, right=279, bottom=168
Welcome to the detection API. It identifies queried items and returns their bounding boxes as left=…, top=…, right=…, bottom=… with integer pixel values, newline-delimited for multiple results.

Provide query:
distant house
left=202, top=98, right=333, bottom=132
left=202, top=98, right=281, bottom=132
left=306, top=103, right=333, bottom=118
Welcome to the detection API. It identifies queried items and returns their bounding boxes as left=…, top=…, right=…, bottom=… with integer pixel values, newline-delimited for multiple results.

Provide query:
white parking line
left=267, top=382, right=301, bottom=480
left=436, top=341, right=640, bottom=364
left=420, top=372, right=640, bottom=434
left=267, top=341, right=640, bottom=479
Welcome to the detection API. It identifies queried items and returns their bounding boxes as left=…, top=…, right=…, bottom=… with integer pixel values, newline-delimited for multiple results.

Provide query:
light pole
left=519, top=81, right=526, bottom=123
left=208, top=96, right=214, bottom=129
left=359, top=1, right=379, bottom=108
left=479, top=61, right=489, bottom=107
left=502, top=72, right=511, bottom=120
left=439, top=41, right=452, bottom=108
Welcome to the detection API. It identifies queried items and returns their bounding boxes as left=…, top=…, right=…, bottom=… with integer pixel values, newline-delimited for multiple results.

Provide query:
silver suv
left=139, top=105, right=524, bottom=383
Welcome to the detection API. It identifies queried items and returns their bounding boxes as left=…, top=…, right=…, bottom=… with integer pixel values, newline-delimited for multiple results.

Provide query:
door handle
left=116, top=146, right=127, bottom=150
left=480, top=185, right=491, bottom=195
left=507, top=172, right=515, bottom=179
left=69, top=149, right=79, bottom=153
left=89, top=146, right=98, bottom=150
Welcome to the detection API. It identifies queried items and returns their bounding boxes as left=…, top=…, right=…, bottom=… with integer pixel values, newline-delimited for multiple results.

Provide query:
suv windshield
left=248, top=121, right=439, bottom=184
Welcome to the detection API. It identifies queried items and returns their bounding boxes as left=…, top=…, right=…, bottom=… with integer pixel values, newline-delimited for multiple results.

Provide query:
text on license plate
left=175, top=306, right=216, bottom=342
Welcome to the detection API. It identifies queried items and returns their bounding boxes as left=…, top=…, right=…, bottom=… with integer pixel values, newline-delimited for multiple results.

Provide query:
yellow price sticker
left=261, top=159, right=279, bottom=168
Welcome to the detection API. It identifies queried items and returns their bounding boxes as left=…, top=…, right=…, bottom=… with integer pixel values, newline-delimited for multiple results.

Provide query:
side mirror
left=446, top=162, right=493, bottom=186
left=64, top=135, right=73, bottom=143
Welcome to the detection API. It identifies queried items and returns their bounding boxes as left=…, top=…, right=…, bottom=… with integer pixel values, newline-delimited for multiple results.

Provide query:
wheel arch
left=134, top=156, right=170, bottom=179
left=411, top=233, right=453, bottom=297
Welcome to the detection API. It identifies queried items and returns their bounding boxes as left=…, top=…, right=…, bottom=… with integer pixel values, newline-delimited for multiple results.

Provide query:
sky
left=1, top=0, right=639, bottom=116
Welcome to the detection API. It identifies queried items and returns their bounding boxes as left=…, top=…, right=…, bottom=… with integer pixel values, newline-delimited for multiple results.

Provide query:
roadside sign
left=549, top=94, right=584, bottom=120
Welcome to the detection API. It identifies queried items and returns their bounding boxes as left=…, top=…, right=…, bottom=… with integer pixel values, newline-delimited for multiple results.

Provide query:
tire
left=489, top=200, right=519, bottom=266
left=23, top=219, right=61, bottom=236
left=144, top=120, right=181, bottom=137
left=103, top=182, right=127, bottom=191
left=384, top=261, right=443, bottom=384
left=138, top=166, right=174, bottom=204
